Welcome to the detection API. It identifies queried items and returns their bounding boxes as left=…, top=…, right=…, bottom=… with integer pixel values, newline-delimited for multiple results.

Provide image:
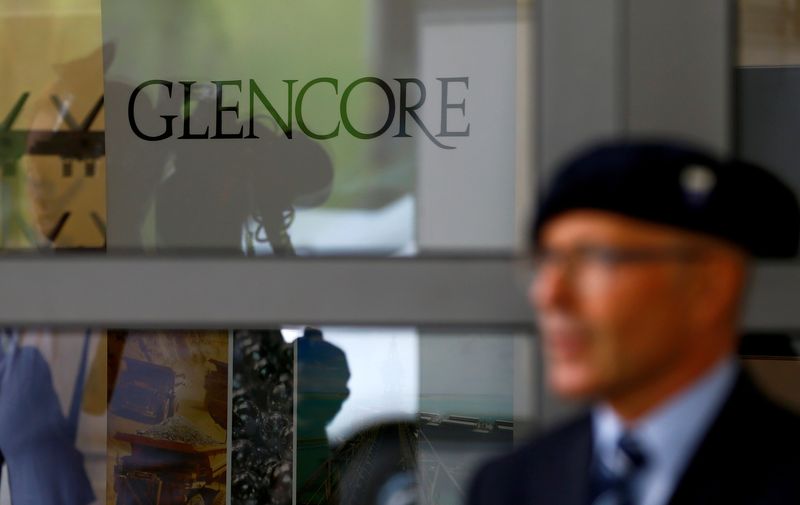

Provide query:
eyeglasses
left=530, top=244, right=705, bottom=291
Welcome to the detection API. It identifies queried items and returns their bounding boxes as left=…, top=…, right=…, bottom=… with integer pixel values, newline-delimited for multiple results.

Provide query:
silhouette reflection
left=147, top=90, right=335, bottom=254
left=296, top=328, right=351, bottom=505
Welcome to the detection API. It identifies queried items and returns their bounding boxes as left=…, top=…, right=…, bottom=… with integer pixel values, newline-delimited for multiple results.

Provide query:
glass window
left=0, top=328, right=539, bottom=505
left=737, top=0, right=800, bottom=207
left=738, top=0, right=800, bottom=67
left=2, top=0, right=529, bottom=257
left=0, top=0, right=105, bottom=251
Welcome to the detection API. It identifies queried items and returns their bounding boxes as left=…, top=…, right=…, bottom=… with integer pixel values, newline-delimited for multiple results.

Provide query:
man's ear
left=693, top=248, right=748, bottom=330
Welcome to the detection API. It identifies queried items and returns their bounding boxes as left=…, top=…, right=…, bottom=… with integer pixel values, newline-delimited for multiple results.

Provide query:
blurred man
left=469, top=141, right=800, bottom=505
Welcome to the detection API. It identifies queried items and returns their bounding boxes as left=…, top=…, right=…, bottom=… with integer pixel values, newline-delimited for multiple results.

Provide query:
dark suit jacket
left=468, top=371, right=800, bottom=505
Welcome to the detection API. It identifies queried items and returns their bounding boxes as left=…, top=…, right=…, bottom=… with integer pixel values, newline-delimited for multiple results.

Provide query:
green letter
left=248, top=79, right=296, bottom=139
left=296, top=77, right=340, bottom=140
left=341, top=77, right=395, bottom=140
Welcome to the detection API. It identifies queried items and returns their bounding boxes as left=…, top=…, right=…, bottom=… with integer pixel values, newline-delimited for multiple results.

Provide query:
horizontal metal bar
left=0, top=256, right=534, bottom=328
left=0, top=256, right=797, bottom=330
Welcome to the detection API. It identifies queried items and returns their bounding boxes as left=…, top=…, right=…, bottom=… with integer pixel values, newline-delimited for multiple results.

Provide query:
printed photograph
left=106, top=331, right=228, bottom=505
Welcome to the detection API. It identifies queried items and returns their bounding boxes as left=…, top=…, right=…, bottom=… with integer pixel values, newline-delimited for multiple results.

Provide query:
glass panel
left=234, top=327, right=531, bottom=505
left=0, top=329, right=107, bottom=505
left=5, top=327, right=797, bottom=504
left=736, top=0, right=800, bottom=235
left=0, top=0, right=106, bottom=251
left=2, top=0, right=530, bottom=256
left=738, top=0, right=800, bottom=67
left=739, top=332, right=800, bottom=414
left=102, top=0, right=522, bottom=256
left=2, top=327, right=537, bottom=505
left=107, top=331, right=229, bottom=505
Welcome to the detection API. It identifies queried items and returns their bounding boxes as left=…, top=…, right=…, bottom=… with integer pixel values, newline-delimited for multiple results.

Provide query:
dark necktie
left=589, top=432, right=648, bottom=505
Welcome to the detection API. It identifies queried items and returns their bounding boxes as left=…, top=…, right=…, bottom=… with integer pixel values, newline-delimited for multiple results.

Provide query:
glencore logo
left=128, top=77, right=470, bottom=149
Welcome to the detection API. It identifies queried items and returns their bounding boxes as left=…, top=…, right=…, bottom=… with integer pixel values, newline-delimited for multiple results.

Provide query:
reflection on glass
left=739, top=332, right=800, bottom=413
left=99, top=0, right=517, bottom=255
left=739, top=0, right=800, bottom=66
left=0, top=327, right=536, bottom=505
left=231, top=330, right=294, bottom=505
left=737, top=0, right=800, bottom=215
left=3, top=0, right=520, bottom=255
left=0, top=329, right=105, bottom=505
left=0, top=1, right=106, bottom=251
left=296, top=329, right=350, bottom=505
left=232, top=326, right=527, bottom=505
left=417, top=333, right=514, bottom=505
left=107, top=331, right=228, bottom=505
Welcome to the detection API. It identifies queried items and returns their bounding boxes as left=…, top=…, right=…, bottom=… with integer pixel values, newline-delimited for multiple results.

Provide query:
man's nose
left=529, top=262, right=574, bottom=311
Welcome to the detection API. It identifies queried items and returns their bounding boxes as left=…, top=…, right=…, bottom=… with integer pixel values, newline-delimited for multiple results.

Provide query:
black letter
left=128, top=80, right=176, bottom=141
left=437, top=77, right=470, bottom=138
left=178, top=81, right=209, bottom=139
left=341, top=77, right=395, bottom=140
left=212, top=80, right=244, bottom=139
left=394, top=78, right=453, bottom=150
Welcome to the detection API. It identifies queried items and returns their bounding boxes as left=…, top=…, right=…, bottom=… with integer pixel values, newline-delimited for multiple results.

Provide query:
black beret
left=531, top=140, right=800, bottom=258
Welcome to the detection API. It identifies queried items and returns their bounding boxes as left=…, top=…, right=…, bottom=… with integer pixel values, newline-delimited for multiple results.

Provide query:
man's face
left=530, top=210, right=715, bottom=403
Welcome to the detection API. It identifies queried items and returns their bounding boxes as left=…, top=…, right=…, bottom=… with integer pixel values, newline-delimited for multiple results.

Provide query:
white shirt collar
left=592, top=355, right=739, bottom=505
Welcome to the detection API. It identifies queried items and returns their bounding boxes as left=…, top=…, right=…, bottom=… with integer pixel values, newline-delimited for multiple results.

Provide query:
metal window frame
left=0, top=0, right=796, bottom=442
left=0, top=3, right=795, bottom=340
left=0, top=255, right=796, bottom=330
